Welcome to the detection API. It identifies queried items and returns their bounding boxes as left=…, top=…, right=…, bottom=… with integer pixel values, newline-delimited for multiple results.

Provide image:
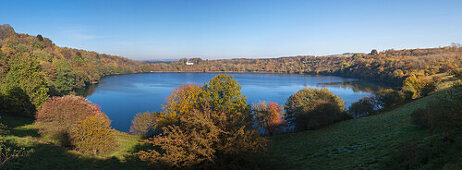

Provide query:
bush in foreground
left=138, top=108, right=267, bottom=169
left=295, top=99, right=350, bottom=131
left=138, top=74, right=268, bottom=169
left=70, top=115, right=118, bottom=155
left=411, top=88, right=462, bottom=132
left=35, top=95, right=104, bottom=146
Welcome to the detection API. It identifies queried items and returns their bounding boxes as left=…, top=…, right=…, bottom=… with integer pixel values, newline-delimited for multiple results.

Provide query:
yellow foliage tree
left=161, top=84, right=201, bottom=125
left=70, top=114, right=118, bottom=155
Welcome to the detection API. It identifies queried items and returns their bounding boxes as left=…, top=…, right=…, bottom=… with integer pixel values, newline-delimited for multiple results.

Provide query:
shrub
left=420, top=77, right=439, bottom=97
left=138, top=108, right=267, bottom=169
left=138, top=74, right=267, bottom=169
left=35, top=95, right=103, bottom=146
left=70, top=115, right=118, bottom=155
left=402, top=75, right=439, bottom=99
left=348, top=96, right=378, bottom=118
left=0, top=140, right=28, bottom=168
left=376, top=89, right=410, bottom=109
left=411, top=88, right=462, bottom=131
left=295, top=99, right=350, bottom=131
left=285, top=88, right=346, bottom=126
left=253, top=102, right=287, bottom=135
left=129, top=112, right=161, bottom=137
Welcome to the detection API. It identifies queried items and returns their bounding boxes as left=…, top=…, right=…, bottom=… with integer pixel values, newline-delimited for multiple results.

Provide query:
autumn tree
left=253, top=102, right=287, bottom=135
left=138, top=74, right=267, bottom=169
left=70, top=114, right=118, bottom=155
left=139, top=107, right=267, bottom=169
left=200, top=74, right=251, bottom=128
left=161, top=84, right=201, bottom=126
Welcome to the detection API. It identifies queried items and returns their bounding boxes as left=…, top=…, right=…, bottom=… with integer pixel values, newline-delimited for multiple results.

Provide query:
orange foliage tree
left=253, top=102, right=287, bottom=135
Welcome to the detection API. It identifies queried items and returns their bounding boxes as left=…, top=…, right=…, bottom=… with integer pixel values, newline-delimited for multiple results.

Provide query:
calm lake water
left=84, top=73, right=386, bottom=132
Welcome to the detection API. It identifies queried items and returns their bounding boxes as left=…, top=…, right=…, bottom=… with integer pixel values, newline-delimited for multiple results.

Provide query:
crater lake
left=83, top=73, right=387, bottom=132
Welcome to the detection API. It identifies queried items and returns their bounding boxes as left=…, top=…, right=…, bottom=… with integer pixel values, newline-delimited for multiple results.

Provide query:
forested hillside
left=150, top=47, right=462, bottom=86
left=0, top=24, right=151, bottom=116
left=0, top=24, right=151, bottom=92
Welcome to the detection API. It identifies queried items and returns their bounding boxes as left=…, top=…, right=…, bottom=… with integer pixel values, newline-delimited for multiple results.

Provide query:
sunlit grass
left=270, top=87, right=443, bottom=169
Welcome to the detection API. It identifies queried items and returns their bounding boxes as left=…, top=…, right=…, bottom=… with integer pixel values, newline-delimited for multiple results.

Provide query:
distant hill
left=148, top=47, right=462, bottom=86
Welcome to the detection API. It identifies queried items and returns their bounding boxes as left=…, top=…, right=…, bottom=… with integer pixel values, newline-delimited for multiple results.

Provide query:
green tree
left=36, top=34, right=44, bottom=41
left=1, top=53, right=49, bottom=116
left=285, top=88, right=346, bottom=126
left=348, top=96, right=378, bottom=118
left=295, top=99, right=350, bottom=131
left=200, top=74, right=251, bottom=127
left=370, top=49, right=378, bottom=55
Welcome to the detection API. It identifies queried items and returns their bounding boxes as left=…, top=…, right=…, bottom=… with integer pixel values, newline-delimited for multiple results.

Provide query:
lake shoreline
left=84, top=72, right=386, bottom=132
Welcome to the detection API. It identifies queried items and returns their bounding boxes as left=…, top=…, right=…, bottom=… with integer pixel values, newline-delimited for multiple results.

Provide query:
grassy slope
left=0, top=116, right=148, bottom=170
left=270, top=88, right=446, bottom=169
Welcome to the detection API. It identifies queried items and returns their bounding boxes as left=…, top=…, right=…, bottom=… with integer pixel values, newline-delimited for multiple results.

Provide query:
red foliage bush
left=35, top=95, right=104, bottom=146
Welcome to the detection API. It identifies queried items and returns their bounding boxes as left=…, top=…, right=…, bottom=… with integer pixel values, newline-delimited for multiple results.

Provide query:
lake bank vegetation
left=1, top=24, right=462, bottom=169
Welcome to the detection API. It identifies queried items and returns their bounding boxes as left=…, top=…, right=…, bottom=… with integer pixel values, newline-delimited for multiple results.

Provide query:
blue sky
left=1, top=0, right=461, bottom=60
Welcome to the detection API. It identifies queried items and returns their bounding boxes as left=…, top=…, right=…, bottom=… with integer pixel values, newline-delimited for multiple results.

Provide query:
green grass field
left=269, top=88, right=448, bottom=169
left=0, top=115, right=149, bottom=169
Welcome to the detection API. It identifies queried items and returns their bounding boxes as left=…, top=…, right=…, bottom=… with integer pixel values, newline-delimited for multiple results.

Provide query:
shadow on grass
left=0, top=115, right=40, bottom=138
left=1, top=115, right=34, bottom=128
left=5, top=142, right=150, bottom=170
